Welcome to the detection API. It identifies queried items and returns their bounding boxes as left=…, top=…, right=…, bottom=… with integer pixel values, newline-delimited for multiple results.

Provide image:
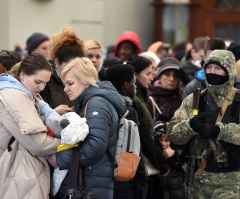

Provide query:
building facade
left=0, top=0, right=155, bottom=51
left=152, top=0, right=240, bottom=44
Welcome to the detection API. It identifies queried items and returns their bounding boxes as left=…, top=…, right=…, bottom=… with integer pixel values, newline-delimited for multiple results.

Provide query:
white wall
left=0, top=0, right=154, bottom=52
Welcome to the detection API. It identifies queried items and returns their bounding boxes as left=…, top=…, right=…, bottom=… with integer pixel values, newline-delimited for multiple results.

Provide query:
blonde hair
left=235, top=59, right=240, bottom=77
left=84, top=40, right=103, bottom=55
left=49, top=27, right=84, bottom=60
left=61, top=57, right=99, bottom=87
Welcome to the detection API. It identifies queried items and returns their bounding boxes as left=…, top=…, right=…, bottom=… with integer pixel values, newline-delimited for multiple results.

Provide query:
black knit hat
left=103, top=57, right=122, bottom=69
left=153, top=114, right=169, bottom=138
left=26, top=32, right=49, bottom=54
left=127, top=54, right=152, bottom=73
left=205, top=60, right=228, bottom=75
left=156, top=57, right=181, bottom=79
left=227, top=42, right=240, bottom=62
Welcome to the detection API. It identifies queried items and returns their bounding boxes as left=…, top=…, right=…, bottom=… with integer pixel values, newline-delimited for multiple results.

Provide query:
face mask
left=206, top=73, right=228, bottom=85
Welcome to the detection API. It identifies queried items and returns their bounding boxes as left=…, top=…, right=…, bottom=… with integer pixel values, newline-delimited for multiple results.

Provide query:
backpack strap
left=105, top=149, right=118, bottom=169
left=216, top=87, right=235, bottom=123
left=230, top=89, right=240, bottom=121
left=8, top=136, right=15, bottom=152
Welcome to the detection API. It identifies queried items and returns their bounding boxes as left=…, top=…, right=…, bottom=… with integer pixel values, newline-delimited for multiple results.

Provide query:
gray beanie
left=156, top=57, right=181, bottom=79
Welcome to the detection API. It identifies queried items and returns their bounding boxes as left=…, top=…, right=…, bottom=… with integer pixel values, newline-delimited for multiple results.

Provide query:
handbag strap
left=68, top=146, right=81, bottom=190
left=67, top=97, right=96, bottom=191
left=149, top=96, right=162, bottom=121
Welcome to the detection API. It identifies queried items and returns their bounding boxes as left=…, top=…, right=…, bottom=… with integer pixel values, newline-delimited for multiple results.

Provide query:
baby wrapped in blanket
left=46, top=112, right=89, bottom=196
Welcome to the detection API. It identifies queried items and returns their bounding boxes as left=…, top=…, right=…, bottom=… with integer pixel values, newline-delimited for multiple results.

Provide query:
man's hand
left=190, top=112, right=206, bottom=133
left=190, top=112, right=220, bottom=139
left=198, top=124, right=220, bottom=139
left=54, top=105, right=74, bottom=115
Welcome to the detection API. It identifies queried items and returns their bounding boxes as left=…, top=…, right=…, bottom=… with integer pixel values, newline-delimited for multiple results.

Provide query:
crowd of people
left=0, top=27, right=240, bottom=199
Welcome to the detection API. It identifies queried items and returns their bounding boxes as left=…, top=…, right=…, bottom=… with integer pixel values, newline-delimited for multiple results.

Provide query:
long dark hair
left=9, top=53, right=52, bottom=80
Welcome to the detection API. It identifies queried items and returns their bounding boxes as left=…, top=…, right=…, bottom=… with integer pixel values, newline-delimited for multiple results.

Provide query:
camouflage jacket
left=167, top=50, right=240, bottom=164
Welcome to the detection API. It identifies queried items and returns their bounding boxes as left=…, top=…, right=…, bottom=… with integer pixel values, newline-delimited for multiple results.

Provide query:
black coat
left=182, top=60, right=201, bottom=81
left=154, top=138, right=187, bottom=199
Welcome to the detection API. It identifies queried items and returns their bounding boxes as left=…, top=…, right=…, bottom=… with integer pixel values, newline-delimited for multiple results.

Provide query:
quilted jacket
left=56, top=81, right=126, bottom=199
left=0, top=74, right=60, bottom=199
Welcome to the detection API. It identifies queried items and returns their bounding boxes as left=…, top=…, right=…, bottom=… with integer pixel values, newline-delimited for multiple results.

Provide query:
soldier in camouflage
left=167, top=50, right=240, bottom=199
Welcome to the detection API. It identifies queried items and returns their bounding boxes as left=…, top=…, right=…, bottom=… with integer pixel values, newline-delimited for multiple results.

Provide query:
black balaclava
left=205, top=61, right=228, bottom=85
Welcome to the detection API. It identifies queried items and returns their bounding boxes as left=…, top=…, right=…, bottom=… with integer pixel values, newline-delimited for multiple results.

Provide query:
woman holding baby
left=48, top=57, right=126, bottom=199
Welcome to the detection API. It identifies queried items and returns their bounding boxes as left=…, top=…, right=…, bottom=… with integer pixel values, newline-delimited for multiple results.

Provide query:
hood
left=0, top=74, right=34, bottom=101
left=114, top=31, right=141, bottom=57
left=141, top=51, right=161, bottom=65
left=147, top=41, right=165, bottom=56
left=75, top=81, right=126, bottom=116
left=203, top=50, right=235, bottom=106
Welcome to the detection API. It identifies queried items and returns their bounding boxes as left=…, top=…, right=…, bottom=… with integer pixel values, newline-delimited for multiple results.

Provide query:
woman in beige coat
left=0, top=53, right=60, bottom=199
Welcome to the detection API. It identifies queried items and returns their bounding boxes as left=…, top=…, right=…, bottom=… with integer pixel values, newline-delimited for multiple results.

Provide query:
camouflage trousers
left=191, top=171, right=240, bottom=199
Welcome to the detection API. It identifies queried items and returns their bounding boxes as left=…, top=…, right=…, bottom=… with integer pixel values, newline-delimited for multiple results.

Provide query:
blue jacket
left=56, top=81, right=126, bottom=199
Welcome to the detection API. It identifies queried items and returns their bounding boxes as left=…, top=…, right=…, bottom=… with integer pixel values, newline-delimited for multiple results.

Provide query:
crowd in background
left=0, top=27, right=240, bottom=199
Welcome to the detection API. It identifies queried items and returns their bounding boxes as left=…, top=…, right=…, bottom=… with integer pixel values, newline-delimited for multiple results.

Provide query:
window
left=214, top=23, right=240, bottom=42
left=215, top=0, right=240, bottom=10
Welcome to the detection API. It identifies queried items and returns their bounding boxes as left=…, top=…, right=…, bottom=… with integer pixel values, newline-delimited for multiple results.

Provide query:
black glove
left=190, top=112, right=206, bottom=133
left=198, top=123, right=220, bottom=139
left=190, top=112, right=220, bottom=139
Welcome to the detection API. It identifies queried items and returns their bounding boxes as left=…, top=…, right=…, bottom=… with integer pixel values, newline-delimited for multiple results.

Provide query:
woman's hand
left=33, top=94, right=42, bottom=104
left=48, top=154, right=58, bottom=168
left=54, top=105, right=74, bottom=115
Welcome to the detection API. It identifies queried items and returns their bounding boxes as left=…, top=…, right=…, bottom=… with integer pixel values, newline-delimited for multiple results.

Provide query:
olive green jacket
left=133, top=81, right=154, bottom=136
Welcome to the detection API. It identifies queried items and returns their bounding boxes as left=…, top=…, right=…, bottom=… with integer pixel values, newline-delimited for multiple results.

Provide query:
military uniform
left=167, top=50, right=240, bottom=199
